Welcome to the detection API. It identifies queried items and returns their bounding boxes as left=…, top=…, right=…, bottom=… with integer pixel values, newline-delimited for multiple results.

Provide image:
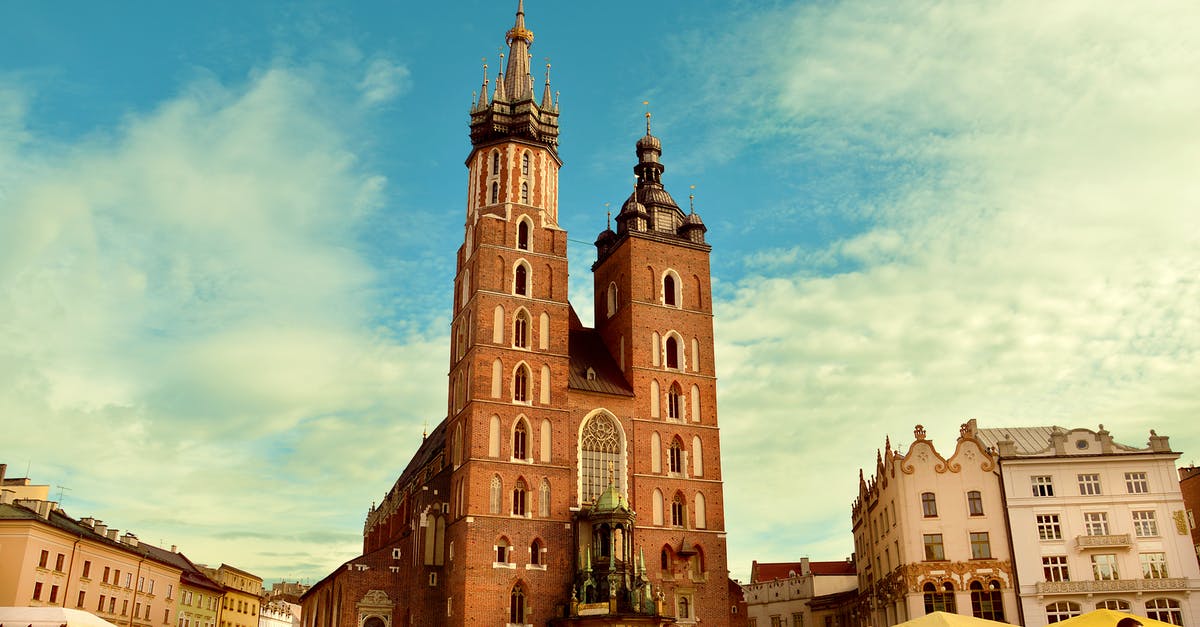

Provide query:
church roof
left=567, top=329, right=634, bottom=397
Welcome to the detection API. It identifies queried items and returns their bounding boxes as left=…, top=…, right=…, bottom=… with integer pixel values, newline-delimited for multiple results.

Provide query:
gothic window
left=670, top=492, right=685, bottom=527
left=540, top=419, right=551, bottom=462
left=970, top=581, right=1004, bottom=621
left=520, top=182, right=529, bottom=203
left=517, top=219, right=530, bottom=250
left=513, top=364, right=529, bottom=403
left=692, top=436, right=704, bottom=477
left=539, top=478, right=550, bottom=516
left=651, top=332, right=661, bottom=367
left=923, top=582, right=956, bottom=614
left=661, top=547, right=670, bottom=570
left=606, top=282, right=618, bottom=317
left=668, top=438, right=683, bottom=474
left=690, top=384, right=701, bottom=422
left=491, top=181, right=499, bottom=204
left=491, top=150, right=501, bottom=176
left=509, top=584, right=525, bottom=624
left=530, top=539, right=542, bottom=565
left=452, top=423, right=463, bottom=468
left=538, top=313, right=549, bottom=349
left=667, top=383, right=683, bottom=420
left=651, top=432, right=662, bottom=473
left=489, top=414, right=501, bottom=456
left=650, top=379, right=661, bottom=417
left=695, top=492, right=707, bottom=529
left=489, top=475, right=502, bottom=514
left=512, top=478, right=527, bottom=516
left=513, top=310, right=529, bottom=348
left=662, top=271, right=679, bottom=307
left=496, top=538, right=510, bottom=563
left=493, top=305, right=505, bottom=343
left=513, top=419, right=528, bottom=460
left=539, top=365, right=550, bottom=404
left=652, top=489, right=663, bottom=525
left=514, top=263, right=529, bottom=296
left=665, top=336, right=679, bottom=369
left=579, top=411, right=623, bottom=504
left=521, top=152, right=530, bottom=175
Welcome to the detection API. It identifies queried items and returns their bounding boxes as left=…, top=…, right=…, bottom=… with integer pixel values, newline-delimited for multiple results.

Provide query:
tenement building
left=851, top=422, right=1018, bottom=627
left=300, top=3, right=729, bottom=626
left=742, top=558, right=857, bottom=627
left=975, top=423, right=1200, bottom=627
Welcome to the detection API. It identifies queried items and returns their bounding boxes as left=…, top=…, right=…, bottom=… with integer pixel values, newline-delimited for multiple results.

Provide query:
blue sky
left=2, top=1, right=1198, bottom=585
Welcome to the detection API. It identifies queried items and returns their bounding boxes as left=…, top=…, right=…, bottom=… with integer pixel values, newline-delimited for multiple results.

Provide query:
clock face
left=1075, top=439, right=1089, bottom=450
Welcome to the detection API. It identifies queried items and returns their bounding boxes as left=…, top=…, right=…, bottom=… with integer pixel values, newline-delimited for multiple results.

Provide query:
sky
left=2, top=0, right=1198, bottom=586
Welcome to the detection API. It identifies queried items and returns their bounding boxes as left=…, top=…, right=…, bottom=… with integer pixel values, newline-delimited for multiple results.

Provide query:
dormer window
left=586, top=367, right=597, bottom=381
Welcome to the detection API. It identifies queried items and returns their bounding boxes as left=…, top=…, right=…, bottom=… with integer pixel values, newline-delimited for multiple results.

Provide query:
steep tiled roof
left=750, top=560, right=856, bottom=583
left=568, top=329, right=633, bottom=397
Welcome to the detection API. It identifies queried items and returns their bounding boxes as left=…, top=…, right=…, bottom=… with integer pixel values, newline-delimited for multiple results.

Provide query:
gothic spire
left=503, top=0, right=535, bottom=101
left=541, top=61, right=554, bottom=110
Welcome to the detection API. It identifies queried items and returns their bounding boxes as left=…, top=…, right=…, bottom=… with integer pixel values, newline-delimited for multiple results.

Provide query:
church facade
left=301, top=3, right=729, bottom=625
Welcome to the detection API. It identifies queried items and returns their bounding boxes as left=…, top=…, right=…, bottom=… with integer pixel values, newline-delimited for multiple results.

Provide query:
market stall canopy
left=896, top=611, right=1012, bottom=627
left=0, top=607, right=121, bottom=627
left=1052, top=608, right=1178, bottom=627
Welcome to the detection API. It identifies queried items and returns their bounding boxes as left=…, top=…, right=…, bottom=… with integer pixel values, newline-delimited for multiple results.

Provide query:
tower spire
left=503, top=0, right=535, bottom=101
left=541, top=60, right=554, bottom=109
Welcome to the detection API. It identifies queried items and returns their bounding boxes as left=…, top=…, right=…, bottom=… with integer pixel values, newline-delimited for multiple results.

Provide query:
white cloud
left=689, top=0, right=1200, bottom=579
left=358, top=57, right=411, bottom=106
left=0, top=66, right=444, bottom=576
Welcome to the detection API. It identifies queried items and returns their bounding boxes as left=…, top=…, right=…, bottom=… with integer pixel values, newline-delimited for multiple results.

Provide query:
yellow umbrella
left=1052, top=608, right=1178, bottom=627
left=896, top=611, right=1014, bottom=627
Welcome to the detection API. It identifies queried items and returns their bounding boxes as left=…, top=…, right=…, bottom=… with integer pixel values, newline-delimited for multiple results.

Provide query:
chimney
left=800, top=557, right=811, bottom=576
left=107, top=529, right=119, bottom=541
left=0, top=463, right=7, bottom=485
left=171, top=545, right=178, bottom=553
left=94, top=522, right=107, bottom=536
left=0, top=489, right=13, bottom=505
left=1148, top=430, right=1171, bottom=453
left=121, top=532, right=139, bottom=547
left=80, top=517, right=96, bottom=528
left=1050, top=428, right=1067, bottom=455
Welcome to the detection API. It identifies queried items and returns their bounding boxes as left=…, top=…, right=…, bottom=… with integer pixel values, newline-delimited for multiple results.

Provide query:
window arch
left=521, top=151, right=530, bottom=175
left=539, top=365, right=550, bottom=404
left=516, top=218, right=531, bottom=250
left=1096, top=600, right=1130, bottom=611
left=650, top=379, right=660, bottom=417
left=530, top=538, right=542, bottom=565
left=691, top=384, right=701, bottom=422
left=670, top=492, right=686, bottom=527
left=540, top=419, right=551, bottom=462
left=652, top=489, right=664, bottom=526
left=513, top=261, right=530, bottom=296
left=692, top=435, right=703, bottom=477
left=924, top=582, right=956, bottom=614
left=452, top=423, right=463, bottom=468
left=491, top=359, right=502, bottom=398
left=509, top=584, right=526, bottom=624
left=492, top=305, right=505, bottom=343
left=662, top=270, right=681, bottom=307
left=489, top=475, right=502, bottom=514
left=695, top=492, right=707, bottom=529
left=490, top=181, right=499, bottom=204
left=691, top=337, right=700, bottom=372
left=661, top=545, right=672, bottom=571
left=488, top=415, right=501, bottom=457
left=1146, top=599, right=1182, bottom=625
left=969, top=580, right=1004, bottom=621
left=491, top=150, right=501, bottom=176
left=513, top=309, right=530, bottom=349
left=578, top=410, right=625, bottom=504
left=667, top=382, right=683, bottom=420
left=650, top=432, right=662, bottom=473
left=651, top=331, right=661, bottom=367
left=520, top=182, right=529, bottom=204
left=668, top=438, right=684, bottom=474
left=513, top=363, right=530, bottom=403
left=539, top=478, right=550, bottom=517
left=1046, top=601, right=1080, bottom=624
left=606, top=282, right=618, bottom=317
left=538, top=313, right=549, bottom=349
left=460, top=269, right=471, bottom=308
left=512, top=478, right=527, bottom=516
left=663, top=333, right=685, bottom=369
left=678, top=597, right=690, bottom=620
left=513, top=418, right=529, bottom=460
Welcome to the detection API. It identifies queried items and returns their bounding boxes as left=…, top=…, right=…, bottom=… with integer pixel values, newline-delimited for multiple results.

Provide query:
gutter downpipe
left=996, top=458, right=1025, bottom=627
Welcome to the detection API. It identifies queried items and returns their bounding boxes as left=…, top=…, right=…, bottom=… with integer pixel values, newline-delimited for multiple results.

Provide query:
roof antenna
left=604, top=202, right=611, bottom=229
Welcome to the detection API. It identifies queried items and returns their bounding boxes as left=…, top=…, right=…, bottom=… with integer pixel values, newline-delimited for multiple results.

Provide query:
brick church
left=301, top=3, right=729, bottom=625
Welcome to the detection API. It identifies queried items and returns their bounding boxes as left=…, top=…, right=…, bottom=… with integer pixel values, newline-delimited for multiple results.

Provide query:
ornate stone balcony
left=1036, top=578, right=1189, bottom=595
left=1074, top=533, right=1130, bottom=550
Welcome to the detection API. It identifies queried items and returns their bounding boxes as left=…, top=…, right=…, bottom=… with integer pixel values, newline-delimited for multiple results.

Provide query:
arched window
left=661, top=547, right=670, bottom=570
left=509, top=584, right=525, bottom=624
left=490, top=181, right=499, bottom=204
left=651, top=432, right=662, bottom=473
left=513, top=420, right=528, bottom=460
left=496, top=538, right=510, bottom=563
left=921, top=492, right=938, bottom=517
left=652, top=489, right=664, bottom=525
left=691, top=384, right=701, bottom=422
left=668, top=438, right=684, bottom=474
left=651, top=332, right=661, bottom=367
left=521, top=152, right=530, bottom=175
left=538, top=313, right=549, bottom=349
left=970, top=580, right=1004, bottom=621
left=579, top=412, right=624, bottom=503
left=924, top=582, right=956, bottom=614
left=649, top=379, right=661, bottom=417
left=512, top=478, right=527, bottom=516
left=513, top=364, right=529, bottom=403
left=452, top=423, right=463, bottom=468
left=606, top=282, right=618, bottom=317
left=488, top=414, right=501, bottom=456
left=493, top=305, right=505, bottom=343
left=520, top=182, right=529, bottom=203
left=667, top=383, right=683, bottom=420
left=1046, top=601, right=1081, bottom=624
left=540, top=419, right=552, bottom=462
left=663, top=273, right=677, bottom=307
left=539, top=478, right=550, bottom=517
left=670, top=492, right=685, bottom=527
left=489, top=476, right=502, bottom=514
left=513, top=310, right=529, bottom=348
left=1096, top=600, right=1130, bottom=611
left=1146, top=599, right=1182, bottom=625
left=491, top=150, right=500, bottom=176
left=514, top=263, right=529, bottom=296
left=678, top=597, right=690, bottom=619
left=695, top=492, right=707, bottom=529
left=539, top=365, right=550, bottom=404
left=692, top=435, right=703, bottom=477
left=530, top=539, right=542, bottom=565
left=517, top=219, right=530, bottom=251
left=665, top=336, right=679, bottom=369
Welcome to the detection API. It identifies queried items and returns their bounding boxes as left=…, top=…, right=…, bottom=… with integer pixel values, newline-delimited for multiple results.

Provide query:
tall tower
left=443, top=1, right=576, bottom=622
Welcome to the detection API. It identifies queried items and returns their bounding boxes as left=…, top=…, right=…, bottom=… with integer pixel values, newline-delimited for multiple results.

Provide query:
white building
left=976, top=423, right=1200, bottom=627
left=742, top=559, right=857, bottom=627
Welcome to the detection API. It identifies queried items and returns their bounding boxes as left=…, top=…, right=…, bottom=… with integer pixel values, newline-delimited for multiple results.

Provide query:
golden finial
left=604, top=202, right=611, bottom=229
left=642, top=100, right=652, bottom=135
left=689, top=185, right=696, bottom=214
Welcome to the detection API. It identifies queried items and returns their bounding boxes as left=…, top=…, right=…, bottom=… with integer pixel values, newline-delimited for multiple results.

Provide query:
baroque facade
left=976, top=424, right=1200, bottom=627
left=301, top=2, right=728, bottom=626
left=851, top=422, right=1018, bottom=627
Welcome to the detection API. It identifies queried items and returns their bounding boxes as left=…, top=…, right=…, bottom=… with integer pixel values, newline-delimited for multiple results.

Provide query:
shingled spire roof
left=503, top=0, right=534, bottom=102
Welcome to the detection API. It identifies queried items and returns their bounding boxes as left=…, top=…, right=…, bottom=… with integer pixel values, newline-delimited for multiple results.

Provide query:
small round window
left=1075, top=439, right=1088, bottom=450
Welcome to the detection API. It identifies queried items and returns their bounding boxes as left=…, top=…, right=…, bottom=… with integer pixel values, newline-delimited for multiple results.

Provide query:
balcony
left=1036, top=578, right=1190, bottom=595
left=1074, top=534, right=1130, bottom=550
